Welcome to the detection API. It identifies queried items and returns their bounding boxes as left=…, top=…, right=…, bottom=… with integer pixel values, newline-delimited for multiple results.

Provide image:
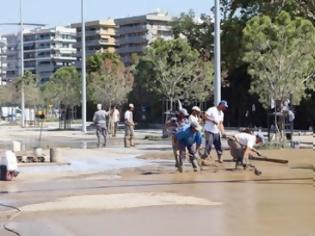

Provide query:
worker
left=124, top=103, right=135, bottom=148
left=203, top=100, right=228, bottom=163
left=110, top=105, right=120, bottom=137
left=93, top=104, right=108, bottom=147
left=175, top=120, right=202, bottom=172
left=227, top=132, right=265, bottom=175
left=189, top=106, right=202, bottom=125
left=165, top=108, right=189, bottom=168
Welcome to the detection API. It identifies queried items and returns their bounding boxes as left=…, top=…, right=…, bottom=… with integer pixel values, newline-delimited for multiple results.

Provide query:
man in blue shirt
left=175, top=120, right=202, bottom=172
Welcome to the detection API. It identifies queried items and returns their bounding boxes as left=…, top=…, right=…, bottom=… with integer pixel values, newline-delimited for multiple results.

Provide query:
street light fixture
left=214, top=0, right=221, bottom=105
left=81, top=0, right=87, bottom=133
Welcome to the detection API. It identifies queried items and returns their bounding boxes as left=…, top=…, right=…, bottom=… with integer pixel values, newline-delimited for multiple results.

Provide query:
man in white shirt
left=227, top=131, right=265, bottom=175
left=203, top=100, right=228, bottom=163
left=189, top=106, right=201, bottom=125
left=110, top=105, right=120, bottom=137
left=124, top=103, right=135, bottom=148
left=93, top=104, right=109, bottom=147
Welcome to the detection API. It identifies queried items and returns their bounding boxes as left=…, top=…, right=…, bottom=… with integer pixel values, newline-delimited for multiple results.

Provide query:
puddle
left=19, top=155, right=148, bottom=173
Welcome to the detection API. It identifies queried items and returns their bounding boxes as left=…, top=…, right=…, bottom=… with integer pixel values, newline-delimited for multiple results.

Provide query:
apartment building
left=3, top=26, right=77, bottom=83
left=0, top=36, right=7, bottom=84
left=71, top=19, right=117, bottom=59
left=23, top=26, right=77, bottom=82
left=115, top=10, right=173, bottom=64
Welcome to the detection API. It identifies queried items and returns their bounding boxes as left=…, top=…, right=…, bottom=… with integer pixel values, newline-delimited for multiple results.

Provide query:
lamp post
left=81, top=0, right=87, bottom=133
left=1, top=1, right=44, bottom=128
left=19, top=0, right=25, bottom=127
left=214, top=0, right=221, bottom=105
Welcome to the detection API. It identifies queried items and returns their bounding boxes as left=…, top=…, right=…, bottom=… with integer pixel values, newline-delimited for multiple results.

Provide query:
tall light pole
left=214, top=0, right=221, bottom=105
left=81, top=0, right=87, bottom=133
left=20, top=0, right=25, bottom=127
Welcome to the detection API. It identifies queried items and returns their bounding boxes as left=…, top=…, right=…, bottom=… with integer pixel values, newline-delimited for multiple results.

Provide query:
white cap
left=97, top=104, right=102, bottom=110
left=190, top=120, right=202, bottom=132
left=129, top=103, right=134, bottom=108
left=179, top=108, right=189, bottom=117
left=192, top=106, right=201, bottom=112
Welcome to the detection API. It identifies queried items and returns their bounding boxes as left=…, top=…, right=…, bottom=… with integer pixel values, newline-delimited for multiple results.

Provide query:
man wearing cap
left=124, top=104, right=135, bottom=148
left=93, top=104, right=109, bottom=147
left=165, top=108, right=190, bottom=168
left=175, top=120, right=203, bottom=172
left=227, top=131, right=264, bottom=175
left=189, top=106, right=202, bottom=125
left=203, top=100, right=228, bottom=163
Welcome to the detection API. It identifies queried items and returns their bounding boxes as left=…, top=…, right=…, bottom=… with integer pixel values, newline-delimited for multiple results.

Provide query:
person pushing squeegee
left=225, top=131, right=265, bottom=176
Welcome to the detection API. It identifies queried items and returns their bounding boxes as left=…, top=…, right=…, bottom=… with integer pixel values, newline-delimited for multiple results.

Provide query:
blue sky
left=0, top=0, right=213, bottom=34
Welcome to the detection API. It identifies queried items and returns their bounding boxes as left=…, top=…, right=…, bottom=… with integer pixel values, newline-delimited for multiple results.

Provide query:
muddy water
left=0, top=149, right=314, bottom=236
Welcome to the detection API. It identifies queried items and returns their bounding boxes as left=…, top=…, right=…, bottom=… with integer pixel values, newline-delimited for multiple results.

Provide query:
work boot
left=218, top=155, right=223, bottom=163
left=178, top=158, right=183, bottom=173
left=191, top=159, right=198, bottom=172
left=197, top=158, right=202, bottom=168
left=130, top=137, right=135, bottom=147
left=124, top=137, right=130, bottom=148
left=174, top=155, right=180, bottom=168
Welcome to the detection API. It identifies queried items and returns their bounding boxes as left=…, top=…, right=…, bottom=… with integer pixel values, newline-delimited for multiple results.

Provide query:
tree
left=0, top=84, right=15, bottom=106
left=172, top=10, right=214, bottom=61
left=135, top=38, right=213, bottom=110
left=42, top=67, right=81, bottom=128
left=43, top=67, right=80, bottom=108
left=15, top=71, right=42, bottom=107
left=243, top=11, right=315, bottom=140
left=225, top=0, right=315, bottom=22
left=87, top=52, right=121, bottom=74
left=88, top=53, right=134, bottom=108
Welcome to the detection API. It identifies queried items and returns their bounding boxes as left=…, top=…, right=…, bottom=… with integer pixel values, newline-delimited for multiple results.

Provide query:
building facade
left=71, top=19, right=117, bottom=59
left=115, top=10, right=173, bottom=64
left=3, top=26, right=77, bottom=83
left=4, top=34, right=19, bottom=82
left=0, top=36, right=7, bottom=85
left=23, top=26, right=77, bottom=82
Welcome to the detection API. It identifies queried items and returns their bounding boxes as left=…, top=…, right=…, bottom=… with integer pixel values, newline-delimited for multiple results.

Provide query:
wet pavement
left=0, top=124, right=314, bottom=236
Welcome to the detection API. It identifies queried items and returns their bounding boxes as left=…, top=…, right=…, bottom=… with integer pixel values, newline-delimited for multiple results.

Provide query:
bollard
left=49, top=148, right=59, bottom=163
left=12, top=141, right=21, bottom=152
left=34, top=147, right=42, bottom=156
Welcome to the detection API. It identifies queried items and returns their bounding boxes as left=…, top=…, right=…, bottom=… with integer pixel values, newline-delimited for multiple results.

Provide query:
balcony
left=118, top=45, right=145, bottom=54
left=118, top=25, right=147, bottom=35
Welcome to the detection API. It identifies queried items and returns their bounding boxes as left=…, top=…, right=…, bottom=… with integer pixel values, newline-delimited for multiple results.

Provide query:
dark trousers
left=96, top=125, right=107, bottom=146
left=178, top=142, right=198, bottom=168
left=204, top=131, right=223, bottom=159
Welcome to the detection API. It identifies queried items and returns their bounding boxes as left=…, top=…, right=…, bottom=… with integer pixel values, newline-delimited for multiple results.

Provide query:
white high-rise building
left=4, top=33, right=19, bottom=82
left=23, top=26, right=77, bottom=82
left=115, top=10, right=173, bottom=64
left=0, top=36, right=7, bottom=85
left=3, top=26, right=77, bottom=83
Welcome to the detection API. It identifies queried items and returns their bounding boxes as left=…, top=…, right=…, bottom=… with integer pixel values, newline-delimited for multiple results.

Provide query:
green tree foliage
left=15, top=71, right=42, bottom=107
left=226, top=0, right=315, bottom=21
left=243, top=11, right=315, bottom=108
left=87, top=52, right=120, bottom=74
left=135, top=38, right=213, bottom=110
left=42, top=67, right=81, bottom=109
left=0, top=83, right=15, bottom=106
left=172, top=10, right=213, bottom=61
left=88, top=53, right=134, bottom=108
